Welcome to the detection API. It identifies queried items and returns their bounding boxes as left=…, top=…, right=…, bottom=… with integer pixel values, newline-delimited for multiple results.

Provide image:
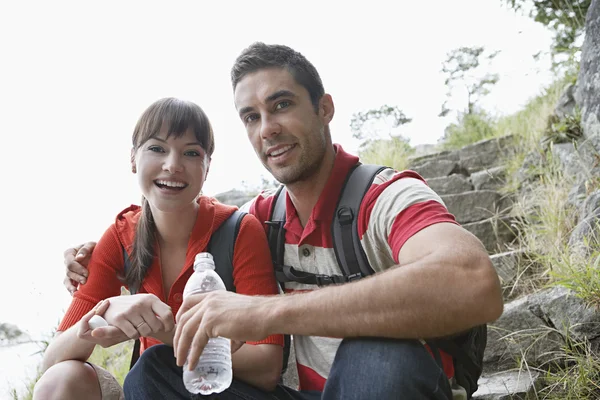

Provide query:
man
left=64, top=42, right=503, bottom=399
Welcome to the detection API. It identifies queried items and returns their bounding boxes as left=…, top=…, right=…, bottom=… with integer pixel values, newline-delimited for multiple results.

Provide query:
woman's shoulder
left=111, top=204, right=142, bottom=248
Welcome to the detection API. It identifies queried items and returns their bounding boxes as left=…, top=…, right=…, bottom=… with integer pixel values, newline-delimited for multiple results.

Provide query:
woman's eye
left=185, top=150, right=200, bottom=157
left=275, top=101, right=290, bottom=110
left=148, top=145, right=164, bottom=153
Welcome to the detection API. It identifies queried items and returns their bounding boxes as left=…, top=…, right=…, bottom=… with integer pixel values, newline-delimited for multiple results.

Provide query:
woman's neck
left=151, top=202, right=199, bottom=247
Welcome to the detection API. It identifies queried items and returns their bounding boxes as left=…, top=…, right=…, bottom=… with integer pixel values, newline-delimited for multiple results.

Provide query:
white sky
left=0, top=0, right=555, bottom=339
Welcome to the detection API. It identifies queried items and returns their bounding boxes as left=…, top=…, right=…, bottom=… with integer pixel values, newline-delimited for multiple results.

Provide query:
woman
left=33, top=98, right=284, bottom=399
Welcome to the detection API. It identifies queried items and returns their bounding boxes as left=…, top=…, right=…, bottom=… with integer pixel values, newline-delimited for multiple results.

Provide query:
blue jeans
left=123, top=338, right=452, bottom=400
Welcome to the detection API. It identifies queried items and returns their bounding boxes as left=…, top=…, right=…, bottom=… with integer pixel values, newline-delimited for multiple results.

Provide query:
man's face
left=234, top=68, right=331, bottom=185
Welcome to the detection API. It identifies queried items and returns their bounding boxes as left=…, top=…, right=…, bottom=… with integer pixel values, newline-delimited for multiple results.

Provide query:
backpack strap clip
left=336, top=206, right=354, bottom=225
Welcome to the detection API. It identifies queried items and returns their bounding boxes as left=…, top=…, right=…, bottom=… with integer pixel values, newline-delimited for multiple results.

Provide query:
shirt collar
left=285, top=143, right=359, bottom=225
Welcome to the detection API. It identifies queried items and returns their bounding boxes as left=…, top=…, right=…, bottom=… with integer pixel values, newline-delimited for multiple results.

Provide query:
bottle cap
left=194, top=252, right=215, bottom=270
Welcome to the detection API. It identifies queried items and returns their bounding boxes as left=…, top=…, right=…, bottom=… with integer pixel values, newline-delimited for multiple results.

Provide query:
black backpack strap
left=123, top=210, right=245, bottom=369
left=207, top=209, right=246, bottom=293
left=266, top=184, right=287, bottom=282
left=332, top=164, right=388, bottom=278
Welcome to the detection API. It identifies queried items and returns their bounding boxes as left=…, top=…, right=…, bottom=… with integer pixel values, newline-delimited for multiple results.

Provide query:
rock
left=554, top=82, right=578, bottom=120
left=462, top=216, right=516, bottom=253
left=485, top=295, right=563, bottom=370
left=471, top=166, right=507, bottom=191
left=411, top=160, right=466, bottom=180
left=473, top=371, right=542, bottom=400
left=576, top=0, right=600, bottom=140
left=408, top=149, right=460, bottom=169
left=427, top=174, right=473, bottom=195
left=442, top=190, right=504, bottom=224
left=213, top=189, right=256, bottom=207
left=490, top=250, right=523, bottom=288
left=459, top=135, right=517, bottom=173
left=569, top=189, right=600, bottom=252
left=528, top=286, right=600, bottom=343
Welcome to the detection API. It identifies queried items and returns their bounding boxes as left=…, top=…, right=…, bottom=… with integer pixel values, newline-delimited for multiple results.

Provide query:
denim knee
left=323, top=338, right=452, bottom=400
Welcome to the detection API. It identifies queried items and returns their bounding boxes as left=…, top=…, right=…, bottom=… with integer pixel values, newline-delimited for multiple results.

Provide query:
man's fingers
left=176, top=293, right=206, bottom=322
left=66, top=269, right=86, bottom=285
left=63, top=277, right=77, bottom=295
left=76, top=242, right=97, bottom=261
left=63, top=246, right=79, bottom=260
left=187, top=327, right=209, bottom=371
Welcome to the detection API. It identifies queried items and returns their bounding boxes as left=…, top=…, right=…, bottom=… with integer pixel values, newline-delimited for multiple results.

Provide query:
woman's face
left=133, top=127, right=209, bottom=214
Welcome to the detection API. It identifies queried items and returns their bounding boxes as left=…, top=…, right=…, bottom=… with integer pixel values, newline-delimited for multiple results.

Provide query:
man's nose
left=259, top=115, right=282, bottom=140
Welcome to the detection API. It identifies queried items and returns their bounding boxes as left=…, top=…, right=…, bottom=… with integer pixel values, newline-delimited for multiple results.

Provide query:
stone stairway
left=408, top=136, right=546, bottom=399
left=407, top=135, right=517, bottom=255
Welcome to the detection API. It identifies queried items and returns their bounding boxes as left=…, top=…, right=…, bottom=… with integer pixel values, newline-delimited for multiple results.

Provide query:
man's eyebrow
left=265, top=89, right=296, bottom=103
left=238, top=106, right=254, bottom=116
left=238, top=90, right=296, bottom=117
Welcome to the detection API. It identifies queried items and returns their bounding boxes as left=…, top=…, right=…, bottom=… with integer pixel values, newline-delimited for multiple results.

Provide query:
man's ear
left=319, top=94, right=335, bottom=125
left=130, top=148, right=137, bottom=173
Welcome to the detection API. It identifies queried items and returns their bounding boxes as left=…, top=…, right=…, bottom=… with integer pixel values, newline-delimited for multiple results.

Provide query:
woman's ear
left=130, top=148, right=137, bottom=173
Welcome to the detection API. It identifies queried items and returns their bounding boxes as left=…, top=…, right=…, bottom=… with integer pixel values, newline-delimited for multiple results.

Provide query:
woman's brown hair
left=125, top=97, right=214, bottom=292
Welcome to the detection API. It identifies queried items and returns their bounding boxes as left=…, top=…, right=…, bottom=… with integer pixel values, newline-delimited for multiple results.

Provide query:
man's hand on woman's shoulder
left=63, top=242, right=96, bottom=295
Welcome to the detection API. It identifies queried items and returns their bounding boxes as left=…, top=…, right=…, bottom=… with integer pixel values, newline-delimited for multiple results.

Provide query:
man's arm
left=268, top=222, right=502, bottom=339
left=173, top=222, right=502, bottom=368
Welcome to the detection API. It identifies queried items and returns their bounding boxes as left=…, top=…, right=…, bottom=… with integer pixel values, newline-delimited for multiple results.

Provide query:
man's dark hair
left=231, top=42, right=325, bottom=112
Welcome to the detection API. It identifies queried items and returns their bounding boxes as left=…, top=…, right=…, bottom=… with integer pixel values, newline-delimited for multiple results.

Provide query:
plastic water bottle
left=182, top=252, right=232, bottom=395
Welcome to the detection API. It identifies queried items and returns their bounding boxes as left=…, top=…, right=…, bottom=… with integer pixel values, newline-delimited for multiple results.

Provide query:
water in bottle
left=182, top=252, right=233, bottom=395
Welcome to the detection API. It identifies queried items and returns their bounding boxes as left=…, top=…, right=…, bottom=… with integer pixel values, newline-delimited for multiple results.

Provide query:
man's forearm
left=267, top=249, right=502, bottom=340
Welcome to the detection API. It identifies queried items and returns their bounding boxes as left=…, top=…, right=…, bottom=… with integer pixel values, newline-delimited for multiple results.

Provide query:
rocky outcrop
left=408, top=135, right=518, bottom=254
left=576, top=0, right=600, bottom=141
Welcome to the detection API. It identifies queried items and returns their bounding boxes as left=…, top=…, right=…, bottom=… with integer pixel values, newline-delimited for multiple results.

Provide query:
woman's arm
left=232, top=343, right=283, bottom=391
left=42, top=301, right=130, bottom=372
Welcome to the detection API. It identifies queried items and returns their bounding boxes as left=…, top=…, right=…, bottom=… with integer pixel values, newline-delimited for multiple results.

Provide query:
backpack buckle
left=347, top=273, right=362, bottom=282
left=316, top=275, right=335, bottom=286
left=337, top=206, right=353, bottom=225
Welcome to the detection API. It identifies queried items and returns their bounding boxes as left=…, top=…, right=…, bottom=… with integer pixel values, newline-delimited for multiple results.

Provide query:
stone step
left=408, top=149, right=460, bottom=168
left=471, top=166, right=507, bottom=191
left=473, top=371, right=541, bottom=400
left=427, top=174, right=473, bottom=195
left=462, top=216, right=516, bottom=253
left=411, top=160, right=468, bottom=180
left=442, top=190, right=510, bottom=224
left=458, top=135, right=517, bottom=174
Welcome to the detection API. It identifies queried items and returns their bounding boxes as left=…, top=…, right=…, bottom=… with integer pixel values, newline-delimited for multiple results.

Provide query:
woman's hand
left=77, top=300, right=131, bottom=348
left=98, top=294, right=175, bottom=339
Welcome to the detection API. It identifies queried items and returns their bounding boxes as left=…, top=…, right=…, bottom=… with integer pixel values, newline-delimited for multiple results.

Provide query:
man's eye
left=244, top=114, right=259, bottom=123
left=275, top=101, right=290, bottom=110
left=148, top=145, right=164, bottom=153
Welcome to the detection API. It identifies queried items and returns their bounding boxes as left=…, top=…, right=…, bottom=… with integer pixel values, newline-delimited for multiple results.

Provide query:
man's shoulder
left=244, top=186, right=281, bottom=219
left=361, top=168, right=432, bottom=204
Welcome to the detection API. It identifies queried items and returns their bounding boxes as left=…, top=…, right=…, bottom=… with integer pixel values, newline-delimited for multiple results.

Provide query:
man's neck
left=151, top=203, right=199, bottom=247
left=286, top=146, right=336, bottom=227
